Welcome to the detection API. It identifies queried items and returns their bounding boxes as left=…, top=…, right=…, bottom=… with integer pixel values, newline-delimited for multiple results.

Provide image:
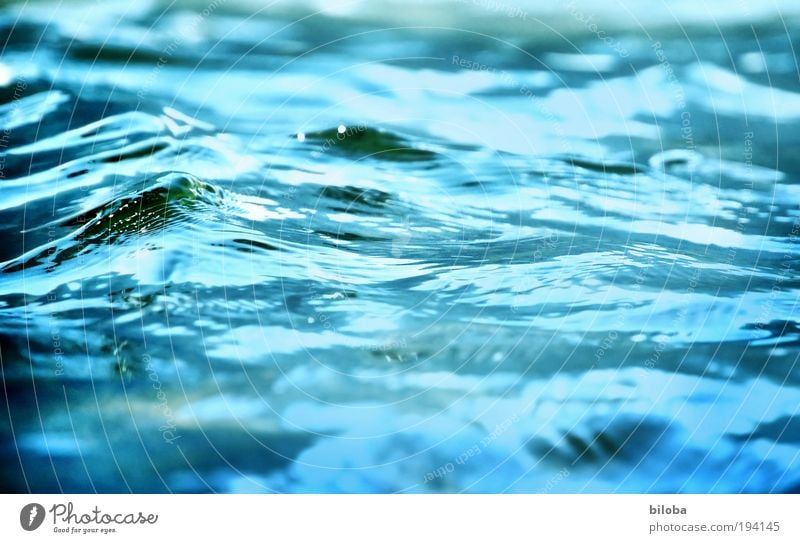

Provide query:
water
left=1, top=0, right=799, bottom=493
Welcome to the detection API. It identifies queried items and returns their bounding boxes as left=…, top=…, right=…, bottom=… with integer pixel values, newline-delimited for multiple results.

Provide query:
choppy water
left=1, top=0, right=799, bottom=492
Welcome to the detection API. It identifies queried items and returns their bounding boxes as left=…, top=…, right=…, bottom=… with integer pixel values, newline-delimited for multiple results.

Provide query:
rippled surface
left=1, top=0, right=799, bottom=492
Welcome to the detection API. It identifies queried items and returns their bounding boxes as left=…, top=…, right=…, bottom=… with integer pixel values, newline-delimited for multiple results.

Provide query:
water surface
left=1, top=0, right=799, bottom=492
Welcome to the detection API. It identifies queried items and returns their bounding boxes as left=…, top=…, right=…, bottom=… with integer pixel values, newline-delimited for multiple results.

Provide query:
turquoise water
left=1, top=0, right=799, bottom=492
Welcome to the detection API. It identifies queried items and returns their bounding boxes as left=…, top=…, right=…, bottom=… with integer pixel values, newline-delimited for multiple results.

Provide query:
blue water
left=1, top=0, right=799, bottom=492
